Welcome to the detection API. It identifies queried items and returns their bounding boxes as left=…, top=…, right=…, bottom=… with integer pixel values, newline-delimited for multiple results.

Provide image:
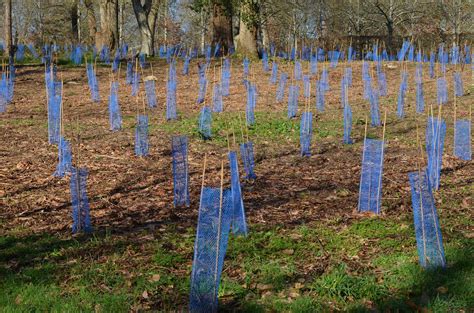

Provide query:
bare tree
left=131, top=0, right=154, bottom=55
left=4, top=0, right=14, bottom=59
left=437, top=0, right=473, bottom=45
left=70, top=0, right=80, bottom=43
left=84, top=0, right=98, bottom=46
left=235, top=0, right=259, bottom=57
left=210, top=0, right=233, bottom=54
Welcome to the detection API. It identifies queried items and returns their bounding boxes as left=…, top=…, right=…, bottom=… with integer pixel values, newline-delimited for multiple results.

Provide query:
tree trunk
left=131, top=0, right=153, bottom=56
left=98, top=0, right=116, bottom=49
left=386, top=21, right=394, bottom=55
left=211, top=0, right=233, bottom=54
left=114, top=0, right=120, bottom=48
left=70, top=0, right=80, bottom=44
left=235, top=2, right=258, bottom=57
left=84, top=0, right=97, bottom=46
left=148, top=3, right=160, bottom=55
left=4, top=0, right=14, bottom=59
left=119, top=1, right=125, bottom=46
left=200, top=7, right=206, bottom=54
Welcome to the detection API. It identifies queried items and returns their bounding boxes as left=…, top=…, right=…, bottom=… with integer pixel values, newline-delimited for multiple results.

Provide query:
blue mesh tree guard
left=139, top=53, right=146, bottom=68
left=316, top=81, right=325, bottom=112
left=408, top=169, right=446, bottom=269
left=343, top=104, right=353, bottom=144
left=303, top=75, right=311, bottom=98
left=408, top=45, right=414, bottom=62
left=300, top=112, right=312, bottom=156
left=100, top=46, right=110, bottom=64
left=426, top=117, right=446, bottom=190
left=86, top=63, right=100, bottom=103
left=429, top=52, right=435, bottom=78
left=48, top=81, right=62, bottom=144
left=246, top=83, right=257, bottom=125
left=108, top=81, right=122, bottom=131
left=262, top=51, right=269, bottom=71
left=287, top=85, right=299, bottom=118
left=135, top=115, right=149, bottom=156
left=398, top=41, right=410, bottom=61
left=270, top=62, right=278, bottom=84
left=276, top=73, right=287, bottom=103
left=172, top=136, right=190, bottom=207
left=450, top=45, right=459, bottom=65
left=377, top=71, right=387, bottom=96
left=112, top=52, right=120, bottom=72
left=294, top=61, right=302, bottom=80
left=464, top=45, right=471, bottom=64
left=358, top=138, right=384, bottom=214
left=341, top=78, right=348, bottom=108
left=415, top=64, right=423, bottom=84
left=436, top=77, right=448, bottom=104
left=397, top=71, right=408, bottom=118
left=197, top=77, right=207, bottom=104
left=453, top=72, right=464, bottom=97
left=126, top=60, right=134, bottom=85
left=183, top=56, right=191, bottom=75
left=310, top=55, right=318, bottom=75
left=198, top=62, right=206, bottom=79
left=189, top=187, right=233, bottom=313
left=369, top=88, right=381, bottom=127
left=167, top=48, right=173, bottom=64
left=439, top=49, right=447, bottom=74
left=329, top=51, right=339, bottom=68
left=0, top=72, right=11, bottom=111
left=243, top=58, right=250, bottom=77
left=145, top=80, right=157, bottom=108
left=199, top=106, right=212, bottom=139
left=205, top=45, right=212, bottom=64
left=240, top=142, right=257, bottom=180
left=229, top=151, right=247, bottom=235
left=16, top=44, right=25, bottom=61
left=27, top=44, right=39, bottom=59
left=416, top=82, right=425, bottom=113
left=347, top=46, right=354, bottom=62
left=54, top=137, right=73, bottom=177
left=320, top=68, right=330, bottom=91
left=221, top=58, right=231, bottom=97
left=132, top=71, right=140, bottom=97
left=454, top=119, right=471, bottom=161
left=317, top=48, right=325, bottom=61
left=166, top=79, right=178, bottom=120
left=0, top=92, right=6, bottom=113
left=212, top=83, right=223, bottom=113
left=362, top=61, right=371, bottom=100
left=70, top=167, right=93, bottom=234
left=44, top=65, right=56, bottom=92
left=214, top=43, right=221, bottom=57
left=71, top=45, right=83, bottom=65
left=344, top=67, right=352, bottom=86
left=169, top=61, right=177, bottom=82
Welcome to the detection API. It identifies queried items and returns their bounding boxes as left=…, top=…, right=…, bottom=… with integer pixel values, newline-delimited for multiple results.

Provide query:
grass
left=156, top=110, right=348, bottom=148
left=0, top=207, right=472, bottom=311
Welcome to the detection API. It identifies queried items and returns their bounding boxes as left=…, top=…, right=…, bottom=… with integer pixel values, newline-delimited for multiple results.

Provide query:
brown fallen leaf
left=256, top=283, right=273, bottom=291
left=150, top=274, right=161, bottom=282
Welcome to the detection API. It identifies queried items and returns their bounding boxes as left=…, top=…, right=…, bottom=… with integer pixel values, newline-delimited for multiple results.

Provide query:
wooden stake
left=213, top=159, right=225, bottom=303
